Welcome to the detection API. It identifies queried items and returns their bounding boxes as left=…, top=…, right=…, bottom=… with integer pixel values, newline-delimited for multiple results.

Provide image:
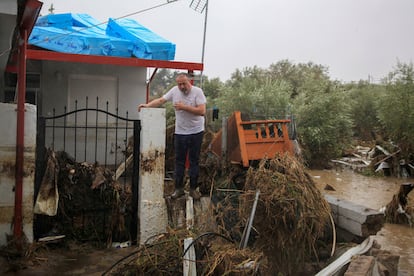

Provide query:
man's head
left=176, top=73, right=192, bottom=94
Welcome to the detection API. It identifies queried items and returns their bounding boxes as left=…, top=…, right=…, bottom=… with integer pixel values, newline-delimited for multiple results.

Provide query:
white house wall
left=0, top=103, right=36, bottom=246
left=40, top=60, right=146, bottom=119
left=0, top=1, right=17, bottom=101
left=39, top=61, right=146, bottom=164
left=0, top=0, right=17, bottom=15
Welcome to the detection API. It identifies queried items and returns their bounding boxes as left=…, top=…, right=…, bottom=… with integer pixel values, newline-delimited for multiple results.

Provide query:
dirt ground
left=1, top=240, right=138, bottom=275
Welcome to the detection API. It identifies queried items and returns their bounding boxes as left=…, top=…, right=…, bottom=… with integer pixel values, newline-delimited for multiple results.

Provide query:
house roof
left=30, top=13, right=177, bottom=60
left=6, top=0, right=203, bottom=73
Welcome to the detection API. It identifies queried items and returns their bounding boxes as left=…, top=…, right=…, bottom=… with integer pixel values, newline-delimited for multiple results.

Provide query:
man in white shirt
left=138, top=73, right=207, bottom=200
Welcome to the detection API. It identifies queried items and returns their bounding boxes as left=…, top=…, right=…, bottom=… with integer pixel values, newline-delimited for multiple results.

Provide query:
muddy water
left=310, top=169, right=414, bottom=274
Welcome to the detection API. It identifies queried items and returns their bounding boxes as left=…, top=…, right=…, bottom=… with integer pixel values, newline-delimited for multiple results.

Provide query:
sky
left=37, top=0, right=414, bottom=83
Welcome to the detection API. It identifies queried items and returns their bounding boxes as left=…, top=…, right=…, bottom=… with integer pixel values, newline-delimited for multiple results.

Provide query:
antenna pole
left=200, top=0, right=209, bottom=87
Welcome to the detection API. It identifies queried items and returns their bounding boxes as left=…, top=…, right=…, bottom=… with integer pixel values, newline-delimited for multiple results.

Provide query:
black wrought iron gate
left=34, top=97, right=140, bottom=245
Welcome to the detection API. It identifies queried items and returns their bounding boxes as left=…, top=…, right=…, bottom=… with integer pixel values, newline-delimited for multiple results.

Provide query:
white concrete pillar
left=0, top=103, right=36, bottom=246
left=138, top=108, right=168, bottom=244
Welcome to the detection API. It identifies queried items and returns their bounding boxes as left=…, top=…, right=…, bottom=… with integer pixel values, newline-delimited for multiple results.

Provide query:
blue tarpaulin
left=106, top=18, right=176, bottom=60
left=29, top=13, right=176, bottom=60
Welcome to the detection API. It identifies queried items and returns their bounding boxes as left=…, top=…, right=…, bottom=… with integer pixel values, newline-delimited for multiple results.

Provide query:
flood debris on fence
left=34, top=149, right=131, bottom=246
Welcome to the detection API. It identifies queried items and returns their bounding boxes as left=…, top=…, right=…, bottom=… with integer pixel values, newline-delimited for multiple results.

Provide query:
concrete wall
left=0, top=103, right=36, bottom=246
left=138, top=108, right=168, bottom=244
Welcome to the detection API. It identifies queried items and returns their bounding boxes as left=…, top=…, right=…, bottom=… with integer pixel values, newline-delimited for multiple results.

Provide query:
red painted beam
left=146, top=68, right=158, bottom=103
left=20, top=0, right=43, bottom=34
left=14, top=30, right=27, bottom=241
left=27, top=49, right=204, bottom=71
left=6, top=0, right=42, bottom=73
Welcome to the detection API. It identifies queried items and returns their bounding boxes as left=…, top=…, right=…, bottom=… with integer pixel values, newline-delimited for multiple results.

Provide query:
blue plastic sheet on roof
left=29, top=13, right=175, bottom=60
left=106, top=18, right=176, bottom=60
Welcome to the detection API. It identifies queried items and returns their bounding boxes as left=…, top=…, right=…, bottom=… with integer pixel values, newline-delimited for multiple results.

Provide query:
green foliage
left=201, top=76, right=222, bottom=99
left=345, top=82, right=385, bottom=140
left=293, top=76, right=353, bottom=167
left=268, top=60, right=331, bottom=98
left=377, top=61, right=414, bottom=153
left=149, top=68, right=177, bottom=97
left=214, top=69, right=291, bottom=120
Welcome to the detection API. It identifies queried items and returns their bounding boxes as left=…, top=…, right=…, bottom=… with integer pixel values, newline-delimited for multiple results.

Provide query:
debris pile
left=333, top=142, right=413, bottom=177
left=240, top=153, right=332, bottom=274
left=107, top=153, right=333, bottom=275
left=107, top=229, right=264, bottom=275
left=35, top=150, right=129, bottom=245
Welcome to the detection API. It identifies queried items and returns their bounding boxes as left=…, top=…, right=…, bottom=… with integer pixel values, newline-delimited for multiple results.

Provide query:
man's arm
left=174, top=102, right=206, bottom=116
left=138, top=97, right=167, bottom=112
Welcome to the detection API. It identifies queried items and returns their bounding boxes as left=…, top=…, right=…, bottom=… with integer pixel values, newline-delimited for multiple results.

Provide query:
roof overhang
left=26, top=48, right=204, bottom=71
left=6, top=0, right=203, bottom=73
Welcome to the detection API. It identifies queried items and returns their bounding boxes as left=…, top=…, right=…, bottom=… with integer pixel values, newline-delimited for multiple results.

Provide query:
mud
left=2, top=242, right=137, bottom=276
left=310, top=169, right=414, bottom=274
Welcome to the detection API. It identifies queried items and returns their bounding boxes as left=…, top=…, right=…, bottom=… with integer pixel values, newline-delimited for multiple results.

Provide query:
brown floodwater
left=310, top=169, right=414, bottom=274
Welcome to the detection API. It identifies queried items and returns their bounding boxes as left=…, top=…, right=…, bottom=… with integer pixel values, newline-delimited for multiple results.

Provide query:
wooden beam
left=27, top=49, right=204, bottom=71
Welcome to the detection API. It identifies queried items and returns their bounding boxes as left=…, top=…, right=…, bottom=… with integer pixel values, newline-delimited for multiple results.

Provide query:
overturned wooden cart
left=209, top=111, right=295, bottom=167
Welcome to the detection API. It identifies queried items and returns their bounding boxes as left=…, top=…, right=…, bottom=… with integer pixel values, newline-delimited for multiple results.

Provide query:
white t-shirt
left=163, top=85, right=207, bottom=135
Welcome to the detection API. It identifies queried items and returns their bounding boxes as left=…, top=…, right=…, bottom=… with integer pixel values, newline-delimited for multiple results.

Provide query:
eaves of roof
left=27, top=48, right=203, bottom=71
left=7, top=0, right=203, bottom=73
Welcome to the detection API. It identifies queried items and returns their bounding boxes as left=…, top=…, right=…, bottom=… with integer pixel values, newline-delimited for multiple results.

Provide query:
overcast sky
left=38, top=0, right=414, bottom=83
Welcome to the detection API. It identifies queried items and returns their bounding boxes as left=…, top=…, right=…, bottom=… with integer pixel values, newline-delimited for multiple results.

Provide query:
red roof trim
left=27, top=49, right=204, bottom=71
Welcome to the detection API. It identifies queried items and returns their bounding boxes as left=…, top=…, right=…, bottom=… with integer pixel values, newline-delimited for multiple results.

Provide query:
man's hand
left=137, top=103, right=148, bottom=112
left=138, top=97, right=167, bottom=112
left=173, top=101, right=185, bottom=111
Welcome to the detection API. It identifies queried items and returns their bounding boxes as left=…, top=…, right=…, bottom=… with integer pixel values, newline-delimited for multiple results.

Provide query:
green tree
left=149, top=68, right=176, bottom=97
left=345, top=81, right=384, bottom=141
left=201, top=76, right=222, bottom=99
left=268, top=60, right=331, bottom=98
left=377, top=61, right=414, bottom=153
left=293, top=76, right=353, bottom=168
left=214, top=71, right=291, bottom=120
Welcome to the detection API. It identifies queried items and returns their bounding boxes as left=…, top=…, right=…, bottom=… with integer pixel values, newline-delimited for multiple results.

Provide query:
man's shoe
left=171, top=188, right=185, bottom=199
left=189, top=189, right=201, bottom=200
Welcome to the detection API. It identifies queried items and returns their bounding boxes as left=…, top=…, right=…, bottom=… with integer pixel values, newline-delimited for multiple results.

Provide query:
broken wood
left=331, top=159, right=368, bottom=169
left=374, top=149, right=401, bottom=166
left=114, top=154, right=133, bottom=181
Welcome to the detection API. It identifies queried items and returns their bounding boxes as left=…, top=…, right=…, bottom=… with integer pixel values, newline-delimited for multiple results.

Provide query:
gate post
left=138, top=108, right=167, bottom=244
